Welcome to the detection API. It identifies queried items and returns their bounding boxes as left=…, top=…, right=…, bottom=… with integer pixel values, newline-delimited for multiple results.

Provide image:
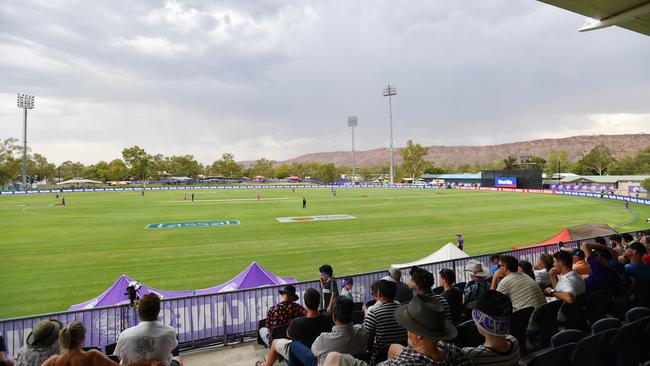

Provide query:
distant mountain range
left=257, top=134, right=650, bottom=168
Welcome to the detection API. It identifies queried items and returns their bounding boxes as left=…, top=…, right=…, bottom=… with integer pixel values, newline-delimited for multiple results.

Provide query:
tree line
left=1, top=137, right=649, bottom=188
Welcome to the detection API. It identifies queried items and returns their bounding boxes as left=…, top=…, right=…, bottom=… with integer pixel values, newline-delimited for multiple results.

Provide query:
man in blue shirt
left=623, top=242, right=650, bottom=304
left=581, top=242, right=621, bottom=297
left=489, top=254, right=501, bottom=276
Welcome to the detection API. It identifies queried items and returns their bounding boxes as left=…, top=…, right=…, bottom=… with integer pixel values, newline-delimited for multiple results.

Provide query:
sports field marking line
left=170, top=197, right=290, bottom=203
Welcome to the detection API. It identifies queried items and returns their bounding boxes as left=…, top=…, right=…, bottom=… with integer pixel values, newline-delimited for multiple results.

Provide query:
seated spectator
left=464, top=290, right=520, bottom=366
left=43, top=322, right=159, bottom=366
left=544, top=251, right=585, bottom=304
left=463, top=260, right=490, bottom=306
left=532, top=253, right=553, bottom=288
left=257, top=288, right=332, bottom=366
left=581, top=242, right=622, bottom=297
left=340, top=278, right=354, bottom=300
left=409, top=267, right=452, bottom=321
left=388, top=268, right=413, bottom=304
left=364, top=280, right=407, bottom=364
left=438, top=269, right=463, bottom=324
left=323, top=295, right=471, bottom=366
left=491, top=255, right=546, bottom=311
left=115, top=293, right=181, bottom=366
left=258, top=285, right=306, bottom=347
left=623, top=242, right=650, bottom=304
left=517, top=260, right=535, bottom=281
left=288, top=296, right=367, bottom=366
left=566, top=248, right=591, bottom=278
left=610, top=234, right=625, bottom=257
left=15, top=319, right=62, bottom=366
left=320, top=265, right=339, bottom=313
left=622, top=233, right=634, bottom=247
left=489, top=254, right=501, bottom=276
left=1, top=334, right=15, bottom=366
left=364, top=280, right=384, bottom=315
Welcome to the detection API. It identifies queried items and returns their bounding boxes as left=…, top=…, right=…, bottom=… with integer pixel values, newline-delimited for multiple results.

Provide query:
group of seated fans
left=256, top=231, right=650, bottom=365
left=1, top=232, right=649, bottom=366
left=0, top=294, right=180, bottom=366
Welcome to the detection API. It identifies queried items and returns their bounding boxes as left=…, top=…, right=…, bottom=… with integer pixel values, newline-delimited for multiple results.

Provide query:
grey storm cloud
left=0, top=0, right=648, bottom=165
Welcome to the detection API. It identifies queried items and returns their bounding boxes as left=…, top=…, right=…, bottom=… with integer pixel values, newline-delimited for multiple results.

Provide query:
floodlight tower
left=347, top=116, right=359, bottom=184
left=17, top=94, right=35, bottom=188
left=382, top=84, right=397, bottom=184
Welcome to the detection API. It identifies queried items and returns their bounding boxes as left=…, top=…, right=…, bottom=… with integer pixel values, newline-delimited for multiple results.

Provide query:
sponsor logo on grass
left=276, top=214, right=356, bottom=223
left=146, top=220, right=240, bottom=229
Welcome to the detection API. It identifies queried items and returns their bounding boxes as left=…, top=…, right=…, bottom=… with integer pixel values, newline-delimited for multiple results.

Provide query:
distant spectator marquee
left=0, top=184, right=648, bottom=355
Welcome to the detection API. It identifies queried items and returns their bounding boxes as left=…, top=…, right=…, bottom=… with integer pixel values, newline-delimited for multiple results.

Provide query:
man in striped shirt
left=491, top=256, right=546, bottom=311
left=364, top=280, right=407, bottom=364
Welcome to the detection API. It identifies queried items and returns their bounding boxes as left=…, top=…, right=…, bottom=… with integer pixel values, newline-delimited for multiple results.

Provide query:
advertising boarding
left=495, top=177, right=517, bottom=188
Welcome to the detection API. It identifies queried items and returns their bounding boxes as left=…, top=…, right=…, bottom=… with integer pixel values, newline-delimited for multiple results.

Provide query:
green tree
left=250, top=158, right=275, bottom=178
left=399, top=140, right=430, bottom=179
left=27, top=153, right=55, bottom=181
left=633, top=145, right=650, bottom=174
left=502, top=155, right=518, bottom=169
left=151, top=154, right=171, bottom=177
left=609, top=157, right=636, bottom=175
left=169, top=155, right=202, bottom=177
left=122, top=146, right=152, bottom=182
left=578, top=144, right=615, bottom=175
left=210, top=153, right=243, bottom=178
left=107, top=159, right=130, bottom=181
left=57, top=161, right=85, bottom=180
left=314, top=163, right=339, bottom=184
left=0, top=138, right=21, bottom=186
left=84, top=161, right=110, bottom=181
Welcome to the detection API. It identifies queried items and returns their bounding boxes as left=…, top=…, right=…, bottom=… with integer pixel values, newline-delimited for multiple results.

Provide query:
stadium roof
left=56, top=178, right=103, bottom=185
left=559, top=175, right=650, bottom=183
left=538, top=0, right=650, bottom=36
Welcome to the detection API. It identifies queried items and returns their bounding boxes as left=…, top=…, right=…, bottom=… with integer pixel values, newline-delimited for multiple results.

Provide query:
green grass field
left=1, top=188, right=649, bottom=318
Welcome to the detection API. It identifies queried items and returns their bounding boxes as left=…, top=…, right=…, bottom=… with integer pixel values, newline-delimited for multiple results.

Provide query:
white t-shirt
left=115, top=321, right=178, bottom=366
left=555, top=271, right=586, bottom=296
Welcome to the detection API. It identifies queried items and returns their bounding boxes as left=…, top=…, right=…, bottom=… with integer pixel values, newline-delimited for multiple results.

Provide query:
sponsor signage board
left=146, top=220, right=240, bottom=229
left=495, top=177, right=517, bottom=188
left=276, top=214, right=356, bottom=223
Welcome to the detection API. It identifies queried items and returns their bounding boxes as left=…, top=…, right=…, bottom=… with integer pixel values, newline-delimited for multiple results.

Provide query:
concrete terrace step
left=183, top=342, right=285, bottom=366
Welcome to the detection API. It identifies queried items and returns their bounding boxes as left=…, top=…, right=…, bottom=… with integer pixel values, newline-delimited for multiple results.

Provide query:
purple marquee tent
left=68, top=262, right=296, bottom=310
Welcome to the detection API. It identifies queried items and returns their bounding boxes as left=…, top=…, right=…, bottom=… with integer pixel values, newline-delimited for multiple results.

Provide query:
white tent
left=56, top=178, right=103, bottom=185
left=390, top=243, right=470, bottom=269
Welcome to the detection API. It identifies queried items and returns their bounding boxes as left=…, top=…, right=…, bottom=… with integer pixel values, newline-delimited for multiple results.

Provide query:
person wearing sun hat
left=259, top=284, right=306, bottom=347
left=463, top=260, right=491, bottom=309
left=463, top=290, right=520, bottom=366
left=15, top=319, right=62, bottom=366
left=323, top=294, right=472, bottom=366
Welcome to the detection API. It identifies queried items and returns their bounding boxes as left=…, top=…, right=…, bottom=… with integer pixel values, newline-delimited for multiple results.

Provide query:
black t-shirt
left=442, top=287, right=464, bottom=325
left=321, top=279, right=339, bottom=309
left=287, top=314, right=333, bottom=347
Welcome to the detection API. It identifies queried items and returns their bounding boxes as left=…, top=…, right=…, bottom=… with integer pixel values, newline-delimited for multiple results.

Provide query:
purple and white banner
left=551, top=184, right=615, bottom=192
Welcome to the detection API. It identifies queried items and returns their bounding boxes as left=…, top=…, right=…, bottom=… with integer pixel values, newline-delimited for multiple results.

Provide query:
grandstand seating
left=532, top=300, right=562, bottom=347
left=510, top=307, right=534, bottom=355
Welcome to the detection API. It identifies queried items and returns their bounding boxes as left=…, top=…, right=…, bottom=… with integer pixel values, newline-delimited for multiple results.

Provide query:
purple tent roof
left=68, top=262, right=296, bottom=310
left=195, top=261, right=296, bottom=295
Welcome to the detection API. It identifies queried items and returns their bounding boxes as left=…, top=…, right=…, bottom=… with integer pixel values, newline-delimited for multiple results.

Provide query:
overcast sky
left=1, top=1, right=648, bottom=165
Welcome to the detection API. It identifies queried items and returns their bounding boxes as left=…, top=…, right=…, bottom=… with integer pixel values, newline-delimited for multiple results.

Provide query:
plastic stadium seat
left=270, top=323, right=290, bottom=341
left=625, top=306, right=650, bottom=322
left=570, top=328, right=616, bottom=366
left=352, top=310, right=364, bottom=325
left=550, top=330, right=584, bottom=348
left=532, top=300, right=562, bottom=347
left=591, top=317, right=621, bottom=334
left=353, top=302, right=363, bottom=312
left=256, top=319, right=266, bottom=346
left=559, top=294, right=587, bottom=330
left=452, top=320, right=484, bottom=348
left=526, top=343, right=576, bottom=366
left=454, top=282, right=466, bottom=293
left=584, top=290, right=610, bottom=324
left=510, top=306, right=534, bottom=355
left=610, top=316, right=650, bottom=366
left=82, top=347, right=101, bottom=352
